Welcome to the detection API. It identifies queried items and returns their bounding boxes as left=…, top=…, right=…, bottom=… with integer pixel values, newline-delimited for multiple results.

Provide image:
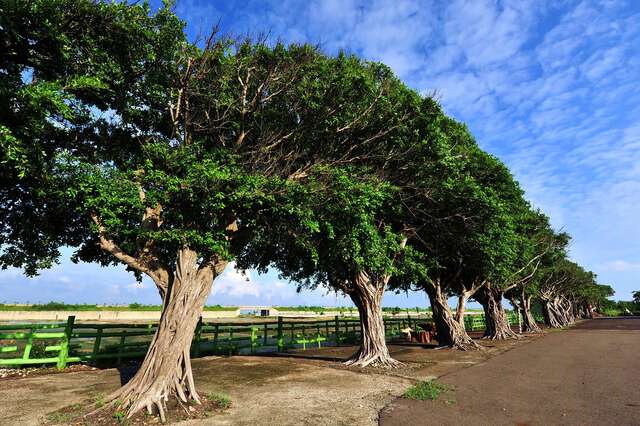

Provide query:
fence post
left=193, top=316, right=203, bottom=358
left=334, top=315, right=340, bottom=344
left=263, top=323, right=268, bottom=345
left=117, top=330, right=127, bottom=364
left=57, top=315, right=75, bottom=370
left=23, top=328, right=34, bottom=360
left=277, top=316, right=284, bottom=352
left=213, top=324, right=219, bottom=352
left=92, top=327, right=103, bottom=360
left=250, top=327, right=257, bottom=354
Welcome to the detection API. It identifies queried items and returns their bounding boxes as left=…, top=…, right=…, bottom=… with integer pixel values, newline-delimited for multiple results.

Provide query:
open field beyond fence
left=0, top=312, right=527, bottom=369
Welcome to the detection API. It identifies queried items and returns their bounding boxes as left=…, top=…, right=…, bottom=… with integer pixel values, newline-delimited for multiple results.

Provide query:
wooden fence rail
left=0, top=312, right=534, bottom=369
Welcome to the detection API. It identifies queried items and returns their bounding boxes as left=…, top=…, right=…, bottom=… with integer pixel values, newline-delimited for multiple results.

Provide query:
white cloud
left=125, top=281, right=148, bottom=293
left=3, top=0, right=639, bottom=305
left=212, top=262, right=261, bottom=298
left=601, top=260, right=640, bottom=272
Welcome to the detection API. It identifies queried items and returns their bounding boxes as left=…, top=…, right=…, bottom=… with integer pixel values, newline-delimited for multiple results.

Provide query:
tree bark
left=506, top=294, right=523, bottom=334
left=103, top=247, right=227, bottom=421
left=520, top=295, right=542, bottom=333
left=476, top=286, right=518, bottom=340
left=454, top=291, right=470, bottom=330
left=345, top=271, right=401, bottom=368
left=542, top=297, right=569, bottom=328
left=425, top=282, right=479, bottom=350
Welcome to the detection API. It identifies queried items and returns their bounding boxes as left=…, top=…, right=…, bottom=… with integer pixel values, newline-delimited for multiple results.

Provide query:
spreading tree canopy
left=1, top=0, right=614, bottom=420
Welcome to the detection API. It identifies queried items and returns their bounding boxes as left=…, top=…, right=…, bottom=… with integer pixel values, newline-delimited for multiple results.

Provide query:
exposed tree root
left=344, top=349, right=404, bottom=369
left=481, top=329, right=519, bottom=340
left=522, top=324, right=543, bottom=333
left=86, top=248, right=225, bottom=423
left=447, top=336, right=482, bottom=350
left=87, top=347, right=199, bottom=423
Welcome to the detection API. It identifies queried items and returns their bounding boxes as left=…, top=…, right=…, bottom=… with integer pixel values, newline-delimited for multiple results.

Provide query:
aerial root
left=85, top=368, right=200, bottom=424
left=344, top=351, right=404, bottom=369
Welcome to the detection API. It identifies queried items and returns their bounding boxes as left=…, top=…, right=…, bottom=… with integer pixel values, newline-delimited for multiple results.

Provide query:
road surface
left=380, top=317, right=640, bottom=426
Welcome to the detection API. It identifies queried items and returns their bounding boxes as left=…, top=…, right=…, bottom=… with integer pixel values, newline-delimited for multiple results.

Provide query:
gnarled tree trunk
left=425, top=282, right=479, bottom=350
left=476, top=286, right=517, bottom=340
left=506, top=294, right=523, bottom=334
left=454, top=291, right=470, bottom=330
left=520, top=295, right=542, bottom=333
left=542, top=297, right=569, bottom=328
left=345, top=271, right=400, bottom=368
left=104, top=247, right=227, bottom=421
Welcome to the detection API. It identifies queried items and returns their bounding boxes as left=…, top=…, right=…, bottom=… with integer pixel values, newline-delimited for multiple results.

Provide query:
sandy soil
left=380, top=317, right=640, bottom=426
left=0, top=333, right=539, bottom=425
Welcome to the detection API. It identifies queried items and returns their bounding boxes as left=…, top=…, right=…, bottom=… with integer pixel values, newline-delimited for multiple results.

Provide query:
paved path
left=380, top=317, right=640, bottom=426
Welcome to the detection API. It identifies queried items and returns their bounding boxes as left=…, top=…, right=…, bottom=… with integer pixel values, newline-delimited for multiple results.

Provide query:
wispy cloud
left=2, top=0, right=638, bottom=304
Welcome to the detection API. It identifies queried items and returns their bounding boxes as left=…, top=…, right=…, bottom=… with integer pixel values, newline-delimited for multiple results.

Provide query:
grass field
left=0, top=302, right=486, bottom=314
left=0, top=302, right=237, bottom=311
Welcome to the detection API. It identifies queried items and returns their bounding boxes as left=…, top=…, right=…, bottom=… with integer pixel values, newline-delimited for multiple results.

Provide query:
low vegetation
left=207, top=392, right=232, bottom=409
left=403, top=380, right=450, bottom=401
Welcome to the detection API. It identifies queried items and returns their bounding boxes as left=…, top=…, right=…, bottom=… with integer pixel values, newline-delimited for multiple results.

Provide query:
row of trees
left=0, top=1, right=613, bottom=420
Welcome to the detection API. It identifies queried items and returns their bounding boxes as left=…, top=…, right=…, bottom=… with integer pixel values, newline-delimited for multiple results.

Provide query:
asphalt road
left=379, top=317, right=640, bottom=426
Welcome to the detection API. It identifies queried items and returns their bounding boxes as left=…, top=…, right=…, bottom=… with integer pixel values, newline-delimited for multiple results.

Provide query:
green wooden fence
left=1, top=311, right=535, bottom=369
left=463, top=311, right=544, bottom=331
left=0, top=315, right=423, bottom=369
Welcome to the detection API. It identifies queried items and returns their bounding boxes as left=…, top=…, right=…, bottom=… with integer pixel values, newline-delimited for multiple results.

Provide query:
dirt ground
left=380, top=317, right=640, bottom=426
left=0, top=333, right=538, bottom=425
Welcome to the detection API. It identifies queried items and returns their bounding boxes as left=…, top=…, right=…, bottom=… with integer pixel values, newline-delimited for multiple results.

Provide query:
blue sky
left=1, top=0, right=638, bottom=307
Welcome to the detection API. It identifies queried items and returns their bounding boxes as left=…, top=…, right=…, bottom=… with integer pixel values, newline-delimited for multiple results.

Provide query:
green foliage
left=94, top=393, right=106, bottom=408
left=207, top=392, right=232, bottom=409
left=112, top=409, right=126, bottom=424
left=0, top=0, right=610, bottom=346
left=403, top=380, right=449, bottom=401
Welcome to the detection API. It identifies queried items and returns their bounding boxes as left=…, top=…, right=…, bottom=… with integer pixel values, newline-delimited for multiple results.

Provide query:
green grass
left=112, top=410, right=127, bottom=424
left=46, top=412, right=75, bottom=424
left=207, top=392, right=232, bottom=409
left=274, top=306, right=351, bottom=312
left=45, top=404, right=82, bottom=424
left=403, top=380, right=449, bottom=401
left=0, top=302, right=237, bottom=311
left=93, top=393, right=106, bottom=408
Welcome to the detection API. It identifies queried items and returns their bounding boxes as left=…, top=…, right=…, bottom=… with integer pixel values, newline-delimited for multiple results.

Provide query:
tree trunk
left=520, top=295, right=542, bottom=333
left=345, top=272, right=400, bottom=368
left=586, top=303, right=594, bottom=319
left=506, top=295, right=522, bottom=334
left=543, top=297, right=566, bottom=328
left=476, top=286, right=517, bottom=340
left=104, top=248, right=226, bottom=421
left=425, top=282, right=479, bottom=350
left=454, top=292, right=470, bottom=330
left=542, top=299, right=559, bottom=327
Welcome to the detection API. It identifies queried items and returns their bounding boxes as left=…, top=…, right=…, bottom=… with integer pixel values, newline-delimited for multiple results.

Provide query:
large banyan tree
left=387, top=114, right=522, bottom=349
left=236, top=71, right=430, bottom=368
left=1, top=0, right=616, bottom=421
left=1, top=0, right=428, bottom=416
